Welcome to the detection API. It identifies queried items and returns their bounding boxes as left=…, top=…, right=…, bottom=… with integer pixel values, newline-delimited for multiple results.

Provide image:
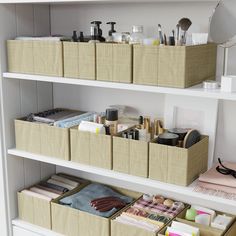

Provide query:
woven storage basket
left=51, top=185, right=141, bottom=236
left=158, top=43, right=217, bottom=88
left=158, top=208, right=236, bottom=236
left=18, top=179, right=89, bottom=229
left=133, top=45, right=159, bottom=86
left=7, top=40, right=63, bottom=76
left=149, top=136, right=209, bottom=186
left=96, top=43, right=132, bottom=83
left=63, top=42, right=96, bottom=80
left=70, top=127, right=112, bottom=169
left=15, top=118, right=70, bottom=160
left=113, top=134, right=149, bottom=178
left=111, top=197, right=188, bottom=236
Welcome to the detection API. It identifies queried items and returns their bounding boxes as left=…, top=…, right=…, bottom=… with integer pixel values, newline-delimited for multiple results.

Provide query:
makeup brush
left=158, top=24, right=164, bottom=45
left=178, top=18, right=192, bottom=44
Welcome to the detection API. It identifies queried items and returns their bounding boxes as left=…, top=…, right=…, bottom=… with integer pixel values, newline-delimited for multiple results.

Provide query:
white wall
left=51, top=1, right=236, bottom=164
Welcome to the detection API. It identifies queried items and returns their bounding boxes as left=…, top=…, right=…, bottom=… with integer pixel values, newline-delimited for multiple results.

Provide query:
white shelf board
left=12, top=219, right=63, bottom=236
left=4, top=72, right=236, bottom=101
left=8, top=148, right=236, bottom=214
left=0, top=0, right=218, bottom=4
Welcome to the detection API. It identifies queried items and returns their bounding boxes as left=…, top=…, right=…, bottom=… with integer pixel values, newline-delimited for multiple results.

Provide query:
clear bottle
left=129, top=25, right=144, bottom=45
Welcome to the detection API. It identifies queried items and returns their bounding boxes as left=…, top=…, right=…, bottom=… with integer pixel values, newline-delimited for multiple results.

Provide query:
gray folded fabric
left=59, top=183, right=133, bottom=218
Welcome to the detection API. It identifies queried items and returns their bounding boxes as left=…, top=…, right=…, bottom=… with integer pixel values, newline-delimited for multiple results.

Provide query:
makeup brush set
left=158, top=17, right=192, bottom=46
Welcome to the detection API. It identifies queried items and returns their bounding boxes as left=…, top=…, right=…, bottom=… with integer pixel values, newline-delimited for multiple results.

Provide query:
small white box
left=221, top=75, right=236, bottom=92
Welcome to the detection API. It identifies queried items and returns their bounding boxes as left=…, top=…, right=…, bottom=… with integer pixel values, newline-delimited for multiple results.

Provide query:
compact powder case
left=168, top=128, right=188, bottom=141
left=157, top=133, right=179, bottom=146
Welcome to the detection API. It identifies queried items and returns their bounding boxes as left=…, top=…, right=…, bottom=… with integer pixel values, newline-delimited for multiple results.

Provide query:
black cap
left=106, top=109, right=118, bottom=121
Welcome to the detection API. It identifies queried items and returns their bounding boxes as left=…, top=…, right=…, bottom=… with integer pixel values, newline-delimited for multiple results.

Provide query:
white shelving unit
left=4, top=72, right=236, bottom=101
left=0, top=1, right=236, bottom=236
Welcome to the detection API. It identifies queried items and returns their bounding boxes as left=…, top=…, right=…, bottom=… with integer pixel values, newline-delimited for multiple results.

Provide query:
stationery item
left=211, top=214, right=232, bottom=230
left=178, top=18, right=192, bottom=45
left=78, top=121, right=106, bottom=134
left=158, top=24, right=164, bottom=45
left=130, top=25, right=144, bottom=45
left=51, top=174, right=80, bottom=188
left=47, top=179, right=75, bottom=191
left=203, top=80, right=219, bottom=89
left=192, top=33, right=208, bottom=45
left=157, top=133, right=179, bottom=146
left=185, top=208, right=197, bottom=221
left=59, top=183, right=133, bottom=218
left=168, top=128, right=188, bottom=141
left=105, top=108, right=118, bottom=135
left=183, top=129, right=201, bottom=148
left=167, top=221, right=200, bottom=236
left=191, top=205, right=216, bottom=221
left=195, top=214, right=211, bottom=226
left=30, top=187, right=60, bottom=199
left=21, top=189, right=52, bottom=201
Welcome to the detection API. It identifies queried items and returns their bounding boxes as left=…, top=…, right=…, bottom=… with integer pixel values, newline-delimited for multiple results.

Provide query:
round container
left=168, top=128, right=188, bottom=141
left=105, top=109, right=118, bottom=135
left=129, top=25, right=144, bottom=45
left=157, top=133, right=179, bottom=146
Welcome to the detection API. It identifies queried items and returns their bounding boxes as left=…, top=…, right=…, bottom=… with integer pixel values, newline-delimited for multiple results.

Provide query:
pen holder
left=133, top=45, right=159, bottom=86
left=7, top=40, right=63, bottom=76
left=51, top=184, right=141, bottom=236
left=63, top=42, right=96, bottom=80
left=96, top=43, right=133, bottom=83
left=70, top=127, right=113, bottom=169
left=149, top=136, right=209, bottom=186
left=113, top=129, right=149, bottom=178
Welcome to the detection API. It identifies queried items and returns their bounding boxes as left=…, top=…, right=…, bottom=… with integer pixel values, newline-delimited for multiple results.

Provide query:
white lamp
left=209, top=0, right=236, bottom=92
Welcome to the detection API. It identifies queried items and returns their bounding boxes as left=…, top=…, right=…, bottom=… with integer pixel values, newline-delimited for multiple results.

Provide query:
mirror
left=210, top=0, right=236, bottom=46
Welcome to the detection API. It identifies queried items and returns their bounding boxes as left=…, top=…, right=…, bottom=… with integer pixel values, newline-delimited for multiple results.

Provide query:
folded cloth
left=30, top=187, right=60, bottom=199
left=51, top=175, right=79, bottom=188
left=59, top=183, right=133, bottom=218
left=115, top=214, right=159, bottom=232
left=47, top=179, right=75, bottom=191
left=35, top=184, right=64, bottom=195
left=57, top=173, right=87, bottom=184
left=21, top=189, right=52, bottom=201
left=198, top=162, right=236, bottom=188
left=133, top=198, right=184, bottom=218
left=39, top=181, right=69, bottom=193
